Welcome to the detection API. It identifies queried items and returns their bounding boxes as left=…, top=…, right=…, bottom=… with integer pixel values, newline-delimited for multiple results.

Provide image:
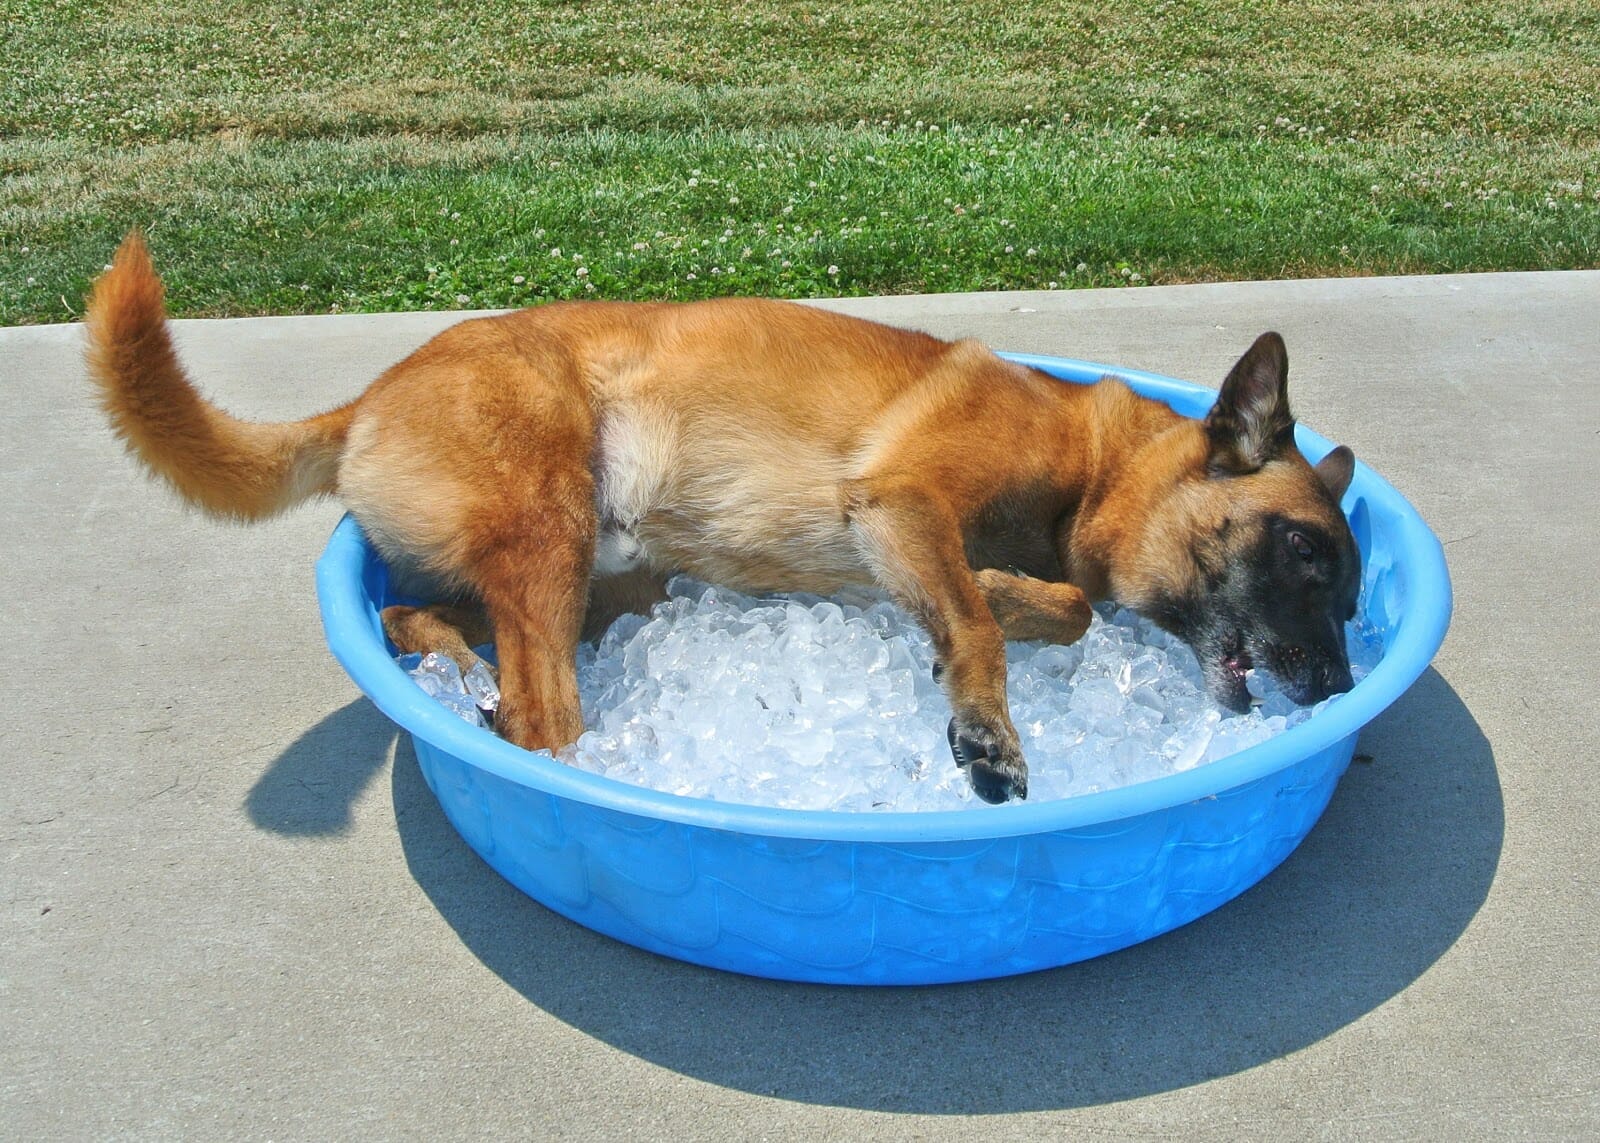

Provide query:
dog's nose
left=1313, top=656, right=1355, bottom=700
left=1282, top=644, right=1354, bottom=704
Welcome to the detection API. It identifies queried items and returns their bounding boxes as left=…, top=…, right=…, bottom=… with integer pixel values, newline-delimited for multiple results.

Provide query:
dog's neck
left=1042, top=378, right=1199, bottom=601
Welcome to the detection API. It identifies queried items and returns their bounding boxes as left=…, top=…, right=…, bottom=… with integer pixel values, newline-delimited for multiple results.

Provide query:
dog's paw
left=946, top=718, right=1029, bottom=804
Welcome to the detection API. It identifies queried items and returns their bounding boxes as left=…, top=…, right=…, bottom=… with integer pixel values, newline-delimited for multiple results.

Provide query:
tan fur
left=84, top=233, right=1350, bottom=802
left=83, top=233, right=355, bottom=520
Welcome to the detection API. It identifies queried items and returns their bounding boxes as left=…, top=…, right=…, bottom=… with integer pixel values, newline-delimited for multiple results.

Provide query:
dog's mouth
left=1206, top=633, right=1255, bottom=713
left=1207, top=633, right=1354, bottom=712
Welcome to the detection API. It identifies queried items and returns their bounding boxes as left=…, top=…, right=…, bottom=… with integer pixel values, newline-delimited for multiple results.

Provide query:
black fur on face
left=1152, top=509, right=1361, bottom=713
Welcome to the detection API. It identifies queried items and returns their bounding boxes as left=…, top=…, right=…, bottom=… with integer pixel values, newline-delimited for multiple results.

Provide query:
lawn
left=3, top=0, right=1597, bottom=323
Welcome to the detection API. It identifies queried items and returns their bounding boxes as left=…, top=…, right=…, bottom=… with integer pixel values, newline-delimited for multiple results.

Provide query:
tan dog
left=85, top=234, right=1360, bottom=803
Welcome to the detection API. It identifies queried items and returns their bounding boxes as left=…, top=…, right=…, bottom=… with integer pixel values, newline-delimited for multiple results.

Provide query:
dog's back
left=84, top=233, right=1045, bottom=600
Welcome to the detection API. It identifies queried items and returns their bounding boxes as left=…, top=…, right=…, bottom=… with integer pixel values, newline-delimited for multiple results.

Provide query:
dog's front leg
left=843, top=476, right=1026, bottom=803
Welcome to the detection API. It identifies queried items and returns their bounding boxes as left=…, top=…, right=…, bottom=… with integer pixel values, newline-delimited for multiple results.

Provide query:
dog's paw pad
left=969, top=760, right=1027, bottom=804
left=946, top=718, right=1027, bottom=804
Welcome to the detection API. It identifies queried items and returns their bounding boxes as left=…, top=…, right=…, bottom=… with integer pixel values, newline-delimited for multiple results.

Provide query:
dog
left=84, top=233, right=1360, bottom=804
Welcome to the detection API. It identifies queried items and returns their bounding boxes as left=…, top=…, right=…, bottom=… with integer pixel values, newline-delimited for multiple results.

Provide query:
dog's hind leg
left=974, top=570, right=1092, bottom=646
left=467, top=476, right=597, bottom=754
left=331, top=322, right=608, bottom=753
left=381, top=602, right=494, bottom=675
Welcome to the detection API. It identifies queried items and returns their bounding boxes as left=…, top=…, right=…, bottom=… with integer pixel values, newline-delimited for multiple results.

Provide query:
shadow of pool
left=245, top=698, right=398, bottom=836
left=362, top=666, right=1499, bottom=1112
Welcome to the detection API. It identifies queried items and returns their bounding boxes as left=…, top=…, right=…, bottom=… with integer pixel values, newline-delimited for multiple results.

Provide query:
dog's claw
left=946, top=718, right=1028, bottom=804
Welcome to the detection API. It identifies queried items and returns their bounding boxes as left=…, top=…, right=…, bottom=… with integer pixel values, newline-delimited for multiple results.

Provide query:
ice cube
left=462, top=660, right=500, bottom=712
left=1069, top=676, right=1125, bottom=720
left=435, top=690, right=487, bottom=728
left=407, top=652, right=465, bottom=700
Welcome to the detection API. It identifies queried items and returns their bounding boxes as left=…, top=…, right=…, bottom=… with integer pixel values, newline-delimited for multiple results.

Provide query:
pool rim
left=316, top=353, right=1452, bottom=845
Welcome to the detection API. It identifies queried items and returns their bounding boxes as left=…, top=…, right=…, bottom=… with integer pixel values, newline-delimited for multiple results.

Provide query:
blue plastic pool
left=316, top=353, right=1452, bottom=985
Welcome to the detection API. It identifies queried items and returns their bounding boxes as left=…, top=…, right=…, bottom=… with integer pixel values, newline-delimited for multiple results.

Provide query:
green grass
left=3, top=1, right=1598, bottom=322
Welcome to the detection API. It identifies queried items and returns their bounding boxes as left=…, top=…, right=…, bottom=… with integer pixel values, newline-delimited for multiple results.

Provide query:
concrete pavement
left=2, top=272, right=1596, bottom=1138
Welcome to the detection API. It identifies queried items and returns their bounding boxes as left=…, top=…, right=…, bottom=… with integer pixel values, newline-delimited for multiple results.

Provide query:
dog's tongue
left=1223, top=650, right=1251, bottom=680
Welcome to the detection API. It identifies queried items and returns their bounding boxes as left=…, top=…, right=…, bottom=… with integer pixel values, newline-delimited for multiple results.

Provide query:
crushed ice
left=397, top=651, right=500, bottom=729
left=398, top=578, right=1383, bottom=812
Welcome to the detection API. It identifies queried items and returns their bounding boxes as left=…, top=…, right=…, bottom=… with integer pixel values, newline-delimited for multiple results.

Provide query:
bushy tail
left=83, top=232, right=355, bottom=520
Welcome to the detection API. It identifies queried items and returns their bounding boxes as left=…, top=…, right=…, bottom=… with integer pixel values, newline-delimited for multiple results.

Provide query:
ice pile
left=398, top=579, right=1383, bottom=812
left=398, top=652, right=501, bottom=728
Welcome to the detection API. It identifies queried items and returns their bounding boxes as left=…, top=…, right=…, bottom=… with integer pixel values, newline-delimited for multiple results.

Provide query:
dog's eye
left=1288, top=531, right=1316, bottom=562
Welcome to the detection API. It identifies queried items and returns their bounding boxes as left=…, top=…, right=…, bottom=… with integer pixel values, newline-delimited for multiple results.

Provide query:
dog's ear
left=1315, top=444, right=1356, bottom=501
left=1205, top=332, right=1295, bottom=475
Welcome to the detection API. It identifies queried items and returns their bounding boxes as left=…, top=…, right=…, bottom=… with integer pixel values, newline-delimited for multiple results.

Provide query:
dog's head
left=1095, top=332, right=1362, bottom=712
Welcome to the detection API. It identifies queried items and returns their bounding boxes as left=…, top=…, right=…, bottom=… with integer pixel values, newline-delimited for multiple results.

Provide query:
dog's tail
left=83, top=231, right=356, bottom=521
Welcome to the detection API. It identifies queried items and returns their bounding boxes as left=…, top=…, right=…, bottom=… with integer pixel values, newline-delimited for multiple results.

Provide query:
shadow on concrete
left=289, top=667, right=1495, bottom=1112
left=245, top=699, right=398, bottom=835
